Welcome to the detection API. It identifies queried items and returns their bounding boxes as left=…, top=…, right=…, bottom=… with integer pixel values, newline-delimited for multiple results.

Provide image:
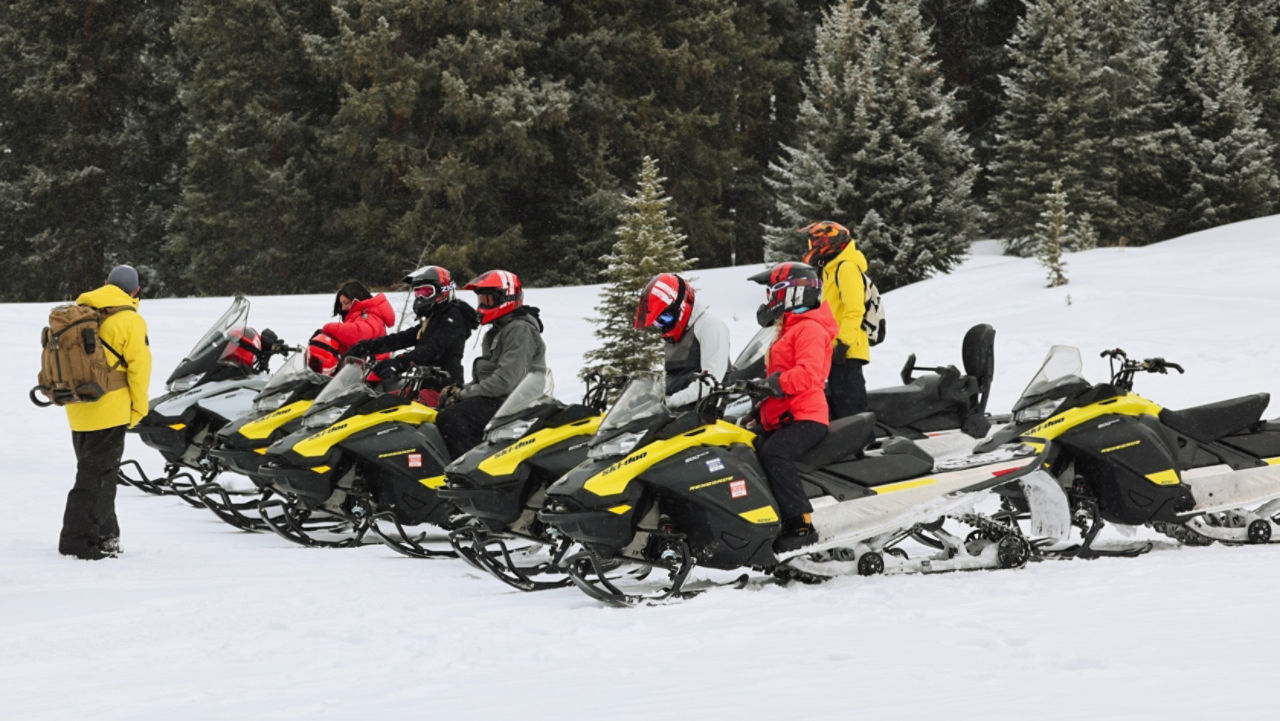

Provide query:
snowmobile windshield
left=487, top=369, right=556, bottom=430
left=732, top=325, right=779, bottom=373
left=165, top=295, right=251, bottom=389
left=1012, top=345, right=1088, bottom=413
left=723, top=324, right=777, bottom=383
left=300, top=359, right=377, bottom=429
left=595, top=372, right=666, bottom=437
left=252, top=351, right=326, bottom=413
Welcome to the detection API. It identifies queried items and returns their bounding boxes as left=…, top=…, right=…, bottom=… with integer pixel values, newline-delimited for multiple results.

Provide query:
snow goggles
left=413, top=282, right=454, bottom=299
left=769, top=278, right=821, bottom=293
left=655, top=309, right=679, bottom=331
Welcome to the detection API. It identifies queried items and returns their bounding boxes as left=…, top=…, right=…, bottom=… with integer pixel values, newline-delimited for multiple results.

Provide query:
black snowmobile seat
left=1159, top=393, right=1270, bottom=443
left=801, top=412, right=877, bottom=468
left=961, top=323, right=996, bottom=410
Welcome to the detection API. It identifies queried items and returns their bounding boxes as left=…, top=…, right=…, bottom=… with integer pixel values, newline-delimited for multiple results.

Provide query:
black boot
left=773, top=514, right=817, bottom=554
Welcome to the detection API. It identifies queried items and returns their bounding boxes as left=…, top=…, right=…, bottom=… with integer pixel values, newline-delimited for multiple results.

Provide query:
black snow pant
left=60, top=425, right=125, bottom=557
left=758, top=420, right=828, bottom=524
left=828, top=358, right=868, bottom=420
left=436, top=395, right=504, bottom=459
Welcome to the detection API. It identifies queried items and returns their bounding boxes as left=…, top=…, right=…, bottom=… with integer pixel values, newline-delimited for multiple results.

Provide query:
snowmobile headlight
left=486, top=418, right=536, bottom=442
left=1014, top=399, right=1059, bottom=424
left=168, top=374, right=202, bottom=393
left=252, top=392, right=290, bottom=414
left=302, top=404, right=348, bottom=430
left=588, top=430, right=646, bottom=460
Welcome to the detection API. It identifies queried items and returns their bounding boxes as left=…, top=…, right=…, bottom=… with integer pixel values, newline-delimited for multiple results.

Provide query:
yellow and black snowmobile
left=199, top=349, right=330, bottom=531
left=978, top=346, right=1280, bottom=558
left=255, top=358, right=457, bottom=551
left=536, top=372, right=1057, bottom=606
left=437, top=367, right=621, bottom=586
left=120, top=295, right=290, bottom=504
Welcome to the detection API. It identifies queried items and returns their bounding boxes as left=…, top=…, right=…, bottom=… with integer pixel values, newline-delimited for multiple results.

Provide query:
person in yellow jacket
left=801, top=220, right=869, bottom=418
left=60, top=265, right=152, bottom=560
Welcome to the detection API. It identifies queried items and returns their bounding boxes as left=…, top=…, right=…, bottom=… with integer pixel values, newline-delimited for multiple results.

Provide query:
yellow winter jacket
left=820, top=243, right=870, bottom=363
left=65, top=285, right=152, bottom=431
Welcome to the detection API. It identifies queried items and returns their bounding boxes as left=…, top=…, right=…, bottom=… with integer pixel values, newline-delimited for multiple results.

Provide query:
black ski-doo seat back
left=1159, top=393, right=1270, bottom=444
left=797, top=412, right=877, bottom=469
left=962, top=323, right=995, bottom=413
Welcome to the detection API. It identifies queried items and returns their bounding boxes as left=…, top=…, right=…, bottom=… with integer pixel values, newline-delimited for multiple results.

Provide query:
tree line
left=2, top=0, right=1277, bottom=302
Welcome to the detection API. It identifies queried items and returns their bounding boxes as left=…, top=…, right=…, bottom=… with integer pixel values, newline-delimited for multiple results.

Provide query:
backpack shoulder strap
left=93, top=305, right=134, bottom=369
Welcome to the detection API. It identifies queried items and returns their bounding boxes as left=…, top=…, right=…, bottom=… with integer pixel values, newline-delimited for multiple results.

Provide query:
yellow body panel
left=739, top=505, right=780, bottom=525
left=478, top=416, right=602, bottom=477
left=291, top=403, right=438, bottom=458
left=1145, top=469, right=1181, bottom=486
left=239, top=400, right=312, bottom=441
left=583, top=420, right=756, bottom=498
left=1026, top=394, right=1164, bottom=440
left=419, top=475, right=446, bottom=489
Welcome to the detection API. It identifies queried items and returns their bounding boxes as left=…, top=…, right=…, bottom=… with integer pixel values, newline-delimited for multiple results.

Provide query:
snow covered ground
left=5, top=216, right=1280, bottom=720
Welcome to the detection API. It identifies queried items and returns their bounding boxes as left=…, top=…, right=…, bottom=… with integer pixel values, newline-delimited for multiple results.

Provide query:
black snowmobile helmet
left=403, top=265, right=456, bottom=318
left=748, top=261, right=823, bottom=327
left=106, top=264, right=140, bottom=296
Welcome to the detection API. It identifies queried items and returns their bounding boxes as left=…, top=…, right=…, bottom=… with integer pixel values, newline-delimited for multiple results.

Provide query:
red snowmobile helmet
left=221, top=327, right=262, bottom=368
left=634, top=273, right=695, bottom=343
left=403, top=265, right=456, bottom=318
left=748, top=262, right=823, bottom=327
left=799, top=220, right=851, bottom=267
left=306, top=332, right=342, bottom=375
left=463, top=269, right=523, bottom=325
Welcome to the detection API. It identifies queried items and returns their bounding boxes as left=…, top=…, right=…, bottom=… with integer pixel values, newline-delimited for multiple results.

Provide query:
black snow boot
left=773, top=514, right=817, bottom=554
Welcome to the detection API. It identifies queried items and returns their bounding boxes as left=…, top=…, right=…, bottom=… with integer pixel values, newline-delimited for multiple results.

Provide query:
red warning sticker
left=407, top=453, right=423, bottom=468
left=729, top=479, right=747, bottom=499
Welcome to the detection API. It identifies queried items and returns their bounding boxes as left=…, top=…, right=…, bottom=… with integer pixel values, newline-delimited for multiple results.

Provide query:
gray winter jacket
left=459, top=307, right=547, bottom=400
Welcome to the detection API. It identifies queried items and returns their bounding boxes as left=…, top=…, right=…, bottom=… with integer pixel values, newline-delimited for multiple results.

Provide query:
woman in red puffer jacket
left=320, top=279, right=395, bottom=353
left=747, top=262, right=837, bottom=554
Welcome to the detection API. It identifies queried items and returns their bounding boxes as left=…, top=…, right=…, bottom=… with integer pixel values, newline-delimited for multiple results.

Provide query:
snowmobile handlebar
left=580, top=366, right=629, bottom=413
left=1102, top=348, right=1185, bottom=390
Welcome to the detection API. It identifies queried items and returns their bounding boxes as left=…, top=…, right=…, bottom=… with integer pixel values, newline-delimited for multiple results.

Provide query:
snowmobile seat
left=1159, top=393, right=1270, bottom=443
left=961, top=323, right=996, bottom=414
left=799, top=412, right=877, bottom=469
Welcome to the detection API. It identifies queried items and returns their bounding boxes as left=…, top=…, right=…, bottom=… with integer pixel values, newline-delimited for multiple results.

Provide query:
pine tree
left=0, top=2, right=184, bottom=301
left=583, top=157, right=694, bottom=381
left=1171, top=10, right=1279, bottom=234
left=311, top=0, right=571, bottom=287
left=765, top=0, right=980, bottom=290
left=168, top=0, right=339, bottom=296
left=1033, top=178, right=1071, bottom=287
left=1086, top=0, right=1174, bottom=247
left=988, top=0, right=1109, bottom=256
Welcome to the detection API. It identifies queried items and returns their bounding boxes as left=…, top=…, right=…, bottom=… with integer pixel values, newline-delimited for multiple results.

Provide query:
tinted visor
left=413, top=285, right=437, bottom=299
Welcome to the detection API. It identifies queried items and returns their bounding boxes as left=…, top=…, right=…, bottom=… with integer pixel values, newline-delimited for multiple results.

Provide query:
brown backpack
left=30, top=304, right=132, bottom=407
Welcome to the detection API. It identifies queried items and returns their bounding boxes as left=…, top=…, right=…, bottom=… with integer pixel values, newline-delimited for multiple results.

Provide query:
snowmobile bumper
left=258, top=453, right=340, bottom=506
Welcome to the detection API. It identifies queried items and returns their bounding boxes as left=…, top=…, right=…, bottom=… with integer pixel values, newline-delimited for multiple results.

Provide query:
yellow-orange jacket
left=820, top=243, right=870, bottom=363
left=65, top=285, right=152, bottom=431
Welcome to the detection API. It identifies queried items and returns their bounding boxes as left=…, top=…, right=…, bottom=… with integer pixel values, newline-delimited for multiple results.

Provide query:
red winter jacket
left=759, top=301, right=838, bottom=431
left=321, top=293, right=395, bottom=352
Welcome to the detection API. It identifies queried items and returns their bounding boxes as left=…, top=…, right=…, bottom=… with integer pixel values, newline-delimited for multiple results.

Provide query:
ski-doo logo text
left=492, top=437, right=538, bottom=460
left=603, top=451, right=648, bottom=476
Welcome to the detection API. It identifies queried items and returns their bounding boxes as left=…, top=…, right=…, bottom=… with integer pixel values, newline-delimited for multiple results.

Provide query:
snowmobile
left=198, top=348, right=331, bottom=531
left=255, top=358, right=458, bottom=551
left=438, top=367, right=622, bottom=587
left=977, top=346, right=1280, bottom=558
left=536, top=371, right=1060, bottom=606
left=119, top=295, right=289, bottom=502
left=727, top=322, right=1000, bottom=455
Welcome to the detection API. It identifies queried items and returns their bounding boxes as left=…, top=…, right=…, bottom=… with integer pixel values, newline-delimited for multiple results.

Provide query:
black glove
left=346, top=339, right=375, bottom=359
left=438, top=384, right=464, bottom=408
left=370, top=357, right=407, bottom=379
left=832, top=340, right=850, bottom=365
left=764, top=372, right=785, bottom=397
